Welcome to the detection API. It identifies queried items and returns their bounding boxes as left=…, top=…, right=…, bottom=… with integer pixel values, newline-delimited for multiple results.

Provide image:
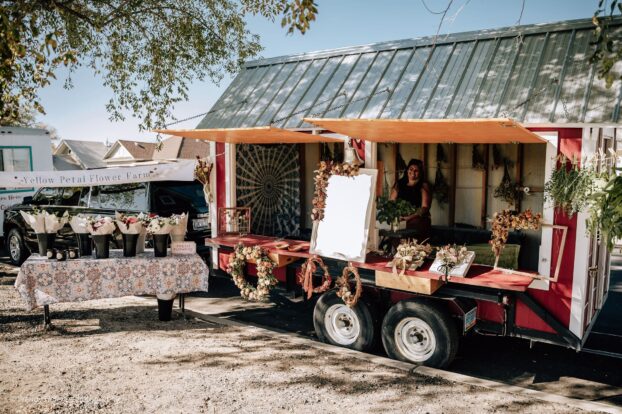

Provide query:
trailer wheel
left=313, top=290, right=377, bottom=352
left=381, top=300, right=458, bottom=368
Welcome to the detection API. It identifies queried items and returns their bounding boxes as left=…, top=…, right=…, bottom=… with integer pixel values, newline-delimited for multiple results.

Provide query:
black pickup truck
left=3, top=181, right=211, bottom=264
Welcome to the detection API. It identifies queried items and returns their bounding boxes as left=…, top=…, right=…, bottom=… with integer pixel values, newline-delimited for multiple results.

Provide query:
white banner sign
left=0, top=160, right=196, bottom=188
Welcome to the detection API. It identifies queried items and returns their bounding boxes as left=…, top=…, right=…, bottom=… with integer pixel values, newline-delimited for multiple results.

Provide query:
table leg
left=43, top=305, right=51, bottom=328
left=179, top=293, right=185, bottom=316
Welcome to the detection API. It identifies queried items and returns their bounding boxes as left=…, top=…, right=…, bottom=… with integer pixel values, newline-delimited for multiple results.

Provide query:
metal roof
left=197, top=17, right=622, bottom=130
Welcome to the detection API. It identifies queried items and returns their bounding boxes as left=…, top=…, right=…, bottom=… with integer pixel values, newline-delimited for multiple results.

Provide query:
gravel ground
left=0, top=281, right=600, bottom=414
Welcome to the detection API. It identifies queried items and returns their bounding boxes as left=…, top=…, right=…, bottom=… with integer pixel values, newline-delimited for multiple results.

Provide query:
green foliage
left=544, top=155, right=606, bottom=217
left=591, top=0, right=622, bottom=88
left=587, top=172, right=622, bottom=251
left=376, top=196, right=415, bottom=225
left=0, top=1, right=317, bottom=128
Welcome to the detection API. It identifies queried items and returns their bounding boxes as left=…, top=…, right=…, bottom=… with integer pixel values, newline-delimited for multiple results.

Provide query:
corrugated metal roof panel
left=199, top=17, right=622, bottom=129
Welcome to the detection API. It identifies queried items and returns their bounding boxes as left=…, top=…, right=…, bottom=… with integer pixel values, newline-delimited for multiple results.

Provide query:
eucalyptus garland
left=227, top=243, right=278, bottom=301
left=311, top=161, right=359, bottom=222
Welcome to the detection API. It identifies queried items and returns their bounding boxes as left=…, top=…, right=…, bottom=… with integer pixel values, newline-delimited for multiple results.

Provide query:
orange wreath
left=336, top=263, right=363, bottom=307
left=297, top=256, right=332, bottom=299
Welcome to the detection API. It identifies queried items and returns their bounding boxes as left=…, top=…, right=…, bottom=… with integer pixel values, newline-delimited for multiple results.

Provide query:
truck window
left=90, top=184, right=148, bottom=211
left=0, top=147, right=32, bottom=192
left=32, top=188, right=61, bottom=205
left=59, top=187, right=88, bottom=207
left=151, top=181, right=208, bottom=213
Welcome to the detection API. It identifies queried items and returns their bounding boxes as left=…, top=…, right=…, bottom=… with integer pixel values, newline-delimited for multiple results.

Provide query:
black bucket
left=75, top=233, right=92, bottom=257
left=153, top=234, right=169, bottom=257
left=122, top=233, right=139, bottom=257
left=157, top=298, right=174, bottom=321
left=92, top=234, right=110, bottom=259
left=36, top=233, right=56, bottom=256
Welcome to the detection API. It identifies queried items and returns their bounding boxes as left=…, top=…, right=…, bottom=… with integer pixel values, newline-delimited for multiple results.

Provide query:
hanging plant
left=311, top=161, right=359, bottom=222
left=493, top=160, right=521, bottom=206
left=433, top=162, right=449, bottom=204
left=588, top=173, right=622, bottom=251
left=544, top=154, right=598, bottom=217
left=436, top=143, right=448, bottom=164
left=492, top=144, right=503, bottom=170
left=472, top=144, right=486, bottom=170
left=396, top=151, right=407, bottom=175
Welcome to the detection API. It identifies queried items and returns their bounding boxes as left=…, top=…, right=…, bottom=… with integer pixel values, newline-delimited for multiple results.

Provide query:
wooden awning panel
left=303, top=118, right=546, bottom=144
left=153, top=126, right=343, bottom=144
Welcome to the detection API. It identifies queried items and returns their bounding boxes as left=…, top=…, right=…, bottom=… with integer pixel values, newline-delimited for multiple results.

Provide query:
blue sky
left=38, top=0, right=598, bottom=143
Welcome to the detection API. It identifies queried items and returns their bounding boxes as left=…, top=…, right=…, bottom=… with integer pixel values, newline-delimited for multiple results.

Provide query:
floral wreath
left=311, top=161, right=360, bottom=222
left=490, top=209, right=542, bottom=257
left=297, top=256, right=332, bottom=299
left=227, top=243, right=277, bottom=301
left=336, top=263, right=363, bottom=307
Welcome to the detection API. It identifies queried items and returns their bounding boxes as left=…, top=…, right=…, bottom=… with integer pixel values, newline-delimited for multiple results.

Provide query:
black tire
left=313, top=290, right=378, bottom=352
left=7, top=228, right=29, bottom=265
left=381, top=300, right=459, bottom=368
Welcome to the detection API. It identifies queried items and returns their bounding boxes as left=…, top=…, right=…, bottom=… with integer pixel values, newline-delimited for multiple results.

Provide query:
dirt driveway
left=1, top=280, right=608, bottom=414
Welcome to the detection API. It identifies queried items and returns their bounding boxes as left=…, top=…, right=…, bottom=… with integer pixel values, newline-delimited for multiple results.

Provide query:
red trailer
left=161, top=118, right=615, bottom=368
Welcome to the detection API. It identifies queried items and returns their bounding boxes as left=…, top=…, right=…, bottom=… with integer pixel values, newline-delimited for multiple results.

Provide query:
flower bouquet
left=391, top=239, right=432, bottom=275
left=69, top=214, right=91, bottom=256
left=87, top=216, right=116, bottom=259
left=146, top=215, right=175, bottom=257
left=115, top=212, right=148, bottom=257
left=20, top=209, right=69, bottom=255
left=169, top=213, right=188, bottom=243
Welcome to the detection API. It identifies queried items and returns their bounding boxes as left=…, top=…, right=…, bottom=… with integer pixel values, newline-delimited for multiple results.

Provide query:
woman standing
left=389, top=158, right=431, bottom=238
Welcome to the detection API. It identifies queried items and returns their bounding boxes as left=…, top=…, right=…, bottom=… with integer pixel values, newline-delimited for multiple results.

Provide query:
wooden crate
left=375, top=270, right=442, bottom=295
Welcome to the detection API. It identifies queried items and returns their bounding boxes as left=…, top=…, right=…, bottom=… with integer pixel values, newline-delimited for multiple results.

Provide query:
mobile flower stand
left=14, top=250, right=209, bottom=326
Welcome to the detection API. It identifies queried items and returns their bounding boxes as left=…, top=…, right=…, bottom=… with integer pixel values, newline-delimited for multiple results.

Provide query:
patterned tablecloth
left=15, top=250, right=209, bottom=311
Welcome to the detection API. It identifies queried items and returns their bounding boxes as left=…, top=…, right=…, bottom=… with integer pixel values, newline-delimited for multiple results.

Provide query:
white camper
left=0, top=127, right=53, bottom=237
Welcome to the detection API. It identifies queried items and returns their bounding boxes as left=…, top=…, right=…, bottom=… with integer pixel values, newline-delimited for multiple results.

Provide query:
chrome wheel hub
left=324, top=304, right=360, bottom=345
left=394, top=317, right=436, bottom=362
left=9, top=234, right=21, bottom=261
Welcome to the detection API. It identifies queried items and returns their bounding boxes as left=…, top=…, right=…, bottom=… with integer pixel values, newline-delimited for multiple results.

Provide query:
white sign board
left=310, top=168, right=377, bottom=262
left=0, top=160, right=195, bottom=188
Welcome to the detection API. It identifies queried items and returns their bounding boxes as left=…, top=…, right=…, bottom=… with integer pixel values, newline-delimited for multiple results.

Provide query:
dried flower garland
left=297, top=256, right=332, bottom=299
left=311, top=161, right=359, bottom=222
left=472, top=144, right=486, bottom=170
left=195, top=157, right=214, bottom=203
left=227, top=243, right=277, bottom=301
left=435, top=244, right=469, bottom=281
left=392, top=239, right=432, bottom=275
left=490, top=209, right=542, bottom=257
left=336, top=264, right=363, bottom=307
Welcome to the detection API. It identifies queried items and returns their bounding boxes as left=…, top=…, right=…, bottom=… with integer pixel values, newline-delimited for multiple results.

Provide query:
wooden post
left=449, top=144, right=457, bottom=226
left=481, top=144, right=490, bottom=229
left=515, top=143, right=523, bottom=212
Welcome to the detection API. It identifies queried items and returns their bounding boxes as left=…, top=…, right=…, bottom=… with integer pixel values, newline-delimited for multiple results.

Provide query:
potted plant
left=86, top=216, right=116, bottom=259
left=376, top=196, right=414, bottom=231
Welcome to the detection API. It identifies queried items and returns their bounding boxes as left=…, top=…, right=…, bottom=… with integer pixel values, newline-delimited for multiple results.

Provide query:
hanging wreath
left=227, top=243, right=278, bottom=301
left=311, top=161, right=359, bottom=222
left=194, top=157, right=214, bottom=203
left=336, top=263, right=363, bottom=307
left=297, top=256, right=332, bottom=299
left=490, top=209, right=542, bottom=257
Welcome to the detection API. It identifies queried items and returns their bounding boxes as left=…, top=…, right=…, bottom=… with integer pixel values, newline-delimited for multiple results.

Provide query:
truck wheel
left=381, top=300, right=458, bottom=368
left=313, top=290, right=377, bottom=352
left=7, top=228, right=28, bottom=265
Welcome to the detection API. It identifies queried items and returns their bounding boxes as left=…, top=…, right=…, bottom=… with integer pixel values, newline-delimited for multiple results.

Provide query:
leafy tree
left=0, top=1, right=317, bottom=128
left=592, top=0, right=622, bottom=88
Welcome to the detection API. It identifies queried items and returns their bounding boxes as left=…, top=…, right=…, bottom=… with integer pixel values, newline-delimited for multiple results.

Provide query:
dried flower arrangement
left=227, top=243, right=277, bottom=301
left=311, top=161, right=359, bottom=222
left=435, top=244, right=469, bottom=280
left=336, top=264, right=362, bottom=307
left=392, top=239, right=432, bottom=274
left=493, top=160, right=522, bottom=206
left=297, top=256, right=332, bottom=299
left=194, top=157, right=213, bottom=203
left=490, top=209, right=542, bottom=257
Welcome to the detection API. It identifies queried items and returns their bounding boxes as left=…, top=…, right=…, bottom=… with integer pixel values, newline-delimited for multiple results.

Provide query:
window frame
left=0, top=146, right=34, bottom=194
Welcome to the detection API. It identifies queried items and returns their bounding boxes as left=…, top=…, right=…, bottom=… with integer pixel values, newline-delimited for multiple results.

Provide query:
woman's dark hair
left=397, top=159, right=425, bottom=189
